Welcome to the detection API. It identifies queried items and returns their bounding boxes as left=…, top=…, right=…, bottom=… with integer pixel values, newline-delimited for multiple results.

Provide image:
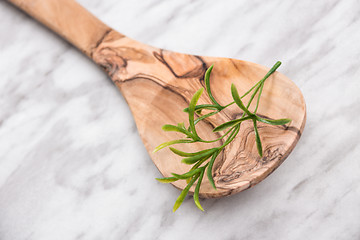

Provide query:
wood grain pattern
left=9, top=0, right=306, bottom=198
left=9, top=0, right=111, bottom=57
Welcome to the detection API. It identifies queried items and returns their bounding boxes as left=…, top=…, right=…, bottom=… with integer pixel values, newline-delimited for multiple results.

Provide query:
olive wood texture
left=9, top=0, right=306, bottom=198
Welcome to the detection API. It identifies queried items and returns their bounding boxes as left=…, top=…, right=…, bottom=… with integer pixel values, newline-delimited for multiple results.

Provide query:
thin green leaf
left=188, top=88, right=204, bottom=140
left=156, top=177, right=178, bottom=183
left=194, top=168, right=205, bottom=211
left=256, top=117, right=292, bottom=126
left=162, top=124, right=193, bottom=138
left=253, top=119, right=263, bottom=157
left=194, top=111, right=218, bottom=125
left=205, top=65, right=222, bottom=108
left=183, top=104, right=219, bottom=113
left=169, top=147, right=215, bottom=157
left=171, top=168, right=202, bottom=179
left=182, top=148, right=217, bottom=165
left=173, top=173, right=200, bottom=212
left=263, top=61, right=281, bottom=80
left=213, top=116, right=252, bottom=132
left=231, top=84, right=253, bottom=116
left=153, top=139, right=194, bottom=153
left=207, top=150, right=220, bottom=190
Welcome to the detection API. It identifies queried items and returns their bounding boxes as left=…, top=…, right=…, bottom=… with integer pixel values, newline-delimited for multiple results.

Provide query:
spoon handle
left=8, top=0, right=112, bottom=57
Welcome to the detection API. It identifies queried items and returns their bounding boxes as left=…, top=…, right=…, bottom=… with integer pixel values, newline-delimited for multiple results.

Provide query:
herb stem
left=254, top=81, right=264, bottom=114
left=222, top=123, right=241, bottom=147
left=194, top=111, right=219, bottom=125
left=199, top=126, right=234, bottom=143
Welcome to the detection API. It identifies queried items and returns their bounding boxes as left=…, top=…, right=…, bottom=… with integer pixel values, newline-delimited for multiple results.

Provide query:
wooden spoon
left=9, top=0, right=306, bottom=198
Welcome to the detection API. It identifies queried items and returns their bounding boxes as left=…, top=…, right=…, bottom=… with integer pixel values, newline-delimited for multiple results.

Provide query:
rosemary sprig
left=154, top=61, right=291, bottom=212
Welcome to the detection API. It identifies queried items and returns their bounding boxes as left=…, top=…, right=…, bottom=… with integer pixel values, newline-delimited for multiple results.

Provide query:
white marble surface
left=1, top=0, right=359, bottom=239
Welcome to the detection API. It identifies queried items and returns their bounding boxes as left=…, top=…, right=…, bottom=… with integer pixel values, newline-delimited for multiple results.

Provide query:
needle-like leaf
left=231, top=84, right=253, bottom=116
left=205, top=65, right=223, bottom=108
left=256, top=117, right=292, bottom=125
left=207, top=150, right=220, bottom=190
left=194, top=168, right=205, bottom=211
left=182, top=148, right=217, bottom=164
left=252, top=119, right=263, bottom=157
left=162, top=124, right=194, bottom=138
left=213, top=116, right=252, bottom=132
left=188, top=88, right=204, bottom=140
left=183, top=104, right=219, bottom=113
left=153, top=139, right=194, bottom=152
left=173, top=173, right=199, bottom=212
left=169, top=147, right=216, bottom=157
left=171, top=168, right=202, bottom=179
left=156, top=177, right=178, bottom=183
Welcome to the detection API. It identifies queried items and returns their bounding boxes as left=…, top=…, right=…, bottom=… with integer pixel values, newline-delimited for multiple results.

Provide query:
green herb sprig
left=154, top=61, right=291, bottom=212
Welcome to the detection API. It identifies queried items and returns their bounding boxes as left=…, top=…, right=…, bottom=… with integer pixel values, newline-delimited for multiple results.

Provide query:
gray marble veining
left=0, top=0, right=359, bottom=239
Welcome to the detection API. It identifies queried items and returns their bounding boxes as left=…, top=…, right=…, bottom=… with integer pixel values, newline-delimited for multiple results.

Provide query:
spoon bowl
left=9, top=0, right=306, bottom=198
